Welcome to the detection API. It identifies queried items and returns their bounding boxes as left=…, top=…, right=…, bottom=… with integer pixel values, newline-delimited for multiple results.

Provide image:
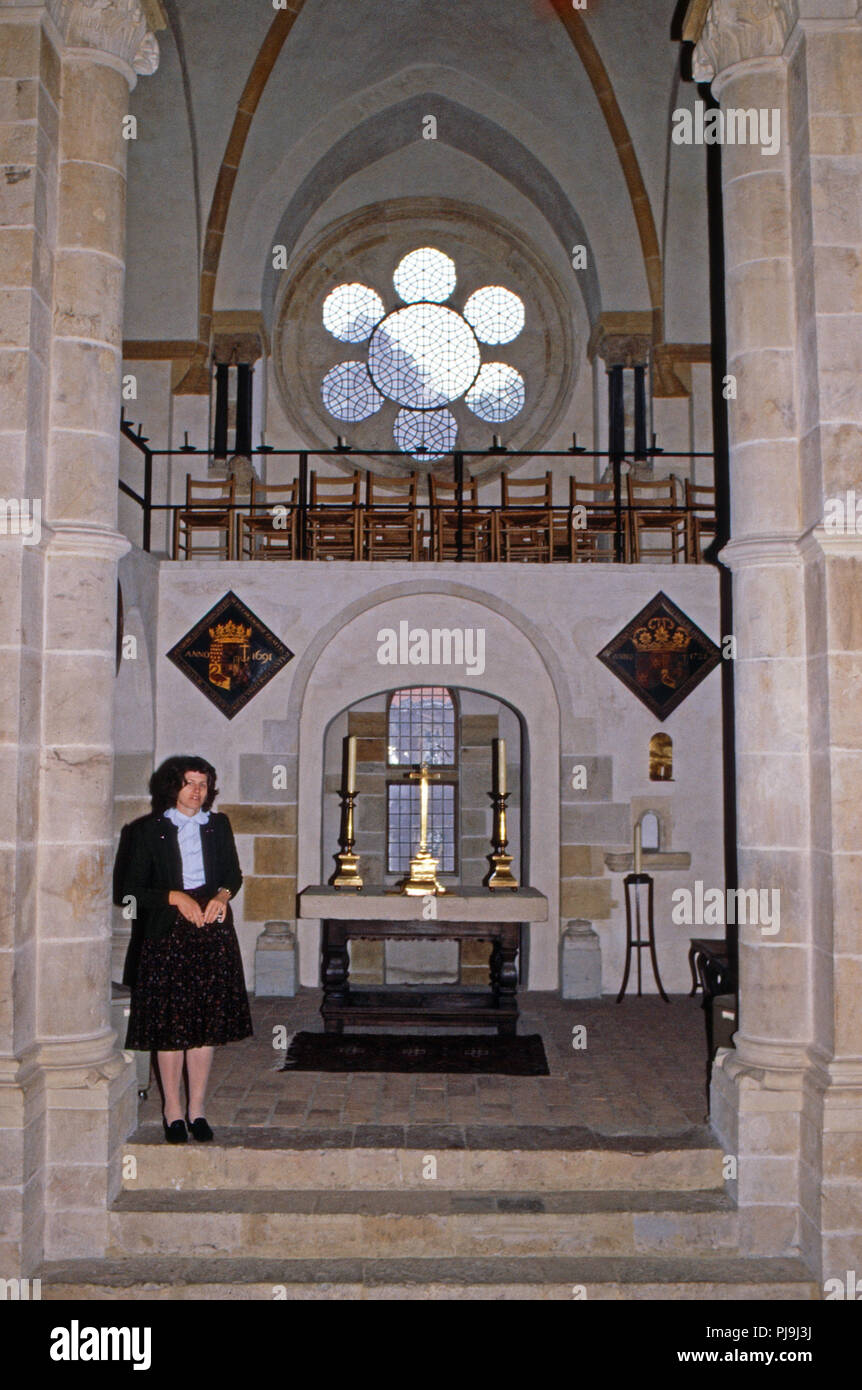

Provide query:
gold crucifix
left=395, top=760, right=447, bottom=896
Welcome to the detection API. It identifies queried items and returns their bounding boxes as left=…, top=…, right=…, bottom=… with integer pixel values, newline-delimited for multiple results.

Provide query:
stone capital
left=690, top=0, right=798, bottom=83
left=211, top=310, right=269, bottom=366
left=47, top=0, right=159, bottom=76
left=587, top=311, right=653, bottom=368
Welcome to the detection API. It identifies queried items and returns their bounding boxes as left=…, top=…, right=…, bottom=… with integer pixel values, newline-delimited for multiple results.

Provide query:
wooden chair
left=306, top=471, right=362, bottom=560
left=560, top=478, right=627, bottom=562
left=238, top=479, right=298, bottom=559
left=626, top=473, right=687, bottom=563
left=173, top=474, right=235, bottom=560
left=685, top=480, right=718, bottom=563
left=429, top=475, right=495, bottom=561
left=497, top=471, right=554, bottom=562
left=363, top=472, right=424, bottom=560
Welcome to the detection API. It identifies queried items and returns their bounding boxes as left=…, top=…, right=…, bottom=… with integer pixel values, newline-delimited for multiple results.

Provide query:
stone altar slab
left=298, top=885, right=549, bottom=922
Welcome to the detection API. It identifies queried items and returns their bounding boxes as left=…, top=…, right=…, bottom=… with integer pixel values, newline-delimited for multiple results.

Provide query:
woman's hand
left=169, top=890, right=205, bottom=927
left=203, top=890, right=230, bottom=926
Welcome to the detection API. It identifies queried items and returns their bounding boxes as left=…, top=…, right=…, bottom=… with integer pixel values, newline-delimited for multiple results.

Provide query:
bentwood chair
left=239, top=479, right=298, bottom=559
left=429, top=475, right=495, bottom=561
left=685, top=480, right=718, bottom=563
left=306, top=470, right=362, bottom=560
left=497, top=471, right=554, bottom=562
left=626, top=473, right=687, bottom=563
left=563, top=477, right=627, bottom=562
left=363, top=472, right=424, bottom=560
left=173, top=474, right=236, bottom=560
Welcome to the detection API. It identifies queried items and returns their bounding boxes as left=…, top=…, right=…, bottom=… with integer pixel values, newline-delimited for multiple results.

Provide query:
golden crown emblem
left=209, top=620, right=251, bottom=643
left=631, top=616, right=692, bottom=652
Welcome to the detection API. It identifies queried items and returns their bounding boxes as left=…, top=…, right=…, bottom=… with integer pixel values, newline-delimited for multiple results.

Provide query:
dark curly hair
left=149, top=756, right=219, bottom=814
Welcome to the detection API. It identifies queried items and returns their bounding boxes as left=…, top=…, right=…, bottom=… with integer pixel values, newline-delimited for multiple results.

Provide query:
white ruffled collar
left=164, top=806, right=210, bottom=828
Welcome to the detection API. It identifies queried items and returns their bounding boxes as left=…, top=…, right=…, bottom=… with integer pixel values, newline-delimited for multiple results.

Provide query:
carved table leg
left=495, top=928, right=519, bottom=1036
left=321, top=922, right=349, bottom=1034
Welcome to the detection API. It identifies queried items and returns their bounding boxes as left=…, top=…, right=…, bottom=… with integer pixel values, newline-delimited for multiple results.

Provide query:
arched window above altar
left=387, top=686, right=457, bottom=766
left=386, top=687, right=458, bottom=874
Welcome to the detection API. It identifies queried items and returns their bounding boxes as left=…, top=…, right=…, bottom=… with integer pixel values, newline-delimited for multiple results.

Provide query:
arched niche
left=295, top=591, right=560, bottom=989
left=322, top=685, right=523, bottom=889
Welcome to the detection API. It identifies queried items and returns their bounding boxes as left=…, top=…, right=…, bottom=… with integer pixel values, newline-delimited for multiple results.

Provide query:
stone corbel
left=47, top=0, right=160, bottom=77
left=689, top=0, right=798, bottom=83
left=652, top=345, right=691, bottom=399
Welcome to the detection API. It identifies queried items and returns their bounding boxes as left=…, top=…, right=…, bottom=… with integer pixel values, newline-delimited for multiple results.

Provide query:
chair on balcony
left=429, top=475, right=495, bottom=561
left=497, top=471, right=554, bottom=562
left=306, top=470, right=362, bottom=560
left=238, top=479, right=298, bottom=559
left=626, top=473, right=687, bottom=563
left=558, top=478, right=626, bottom=562
left=685, top=480, right=718, bottom=563
left=173, top=474, right=236, bottom=560
left=363, top=472, right=424, bottom=560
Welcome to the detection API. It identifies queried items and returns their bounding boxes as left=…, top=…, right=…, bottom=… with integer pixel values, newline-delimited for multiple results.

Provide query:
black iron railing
left=119, top=416, right=716, bottom=564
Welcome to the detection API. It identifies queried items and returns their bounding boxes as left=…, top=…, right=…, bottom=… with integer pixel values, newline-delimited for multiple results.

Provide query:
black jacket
left=116, top=811, right=243, bottom=988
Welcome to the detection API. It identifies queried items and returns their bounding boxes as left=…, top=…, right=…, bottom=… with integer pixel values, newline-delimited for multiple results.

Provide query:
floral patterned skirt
left=125, top=887, right=253, bottom=1051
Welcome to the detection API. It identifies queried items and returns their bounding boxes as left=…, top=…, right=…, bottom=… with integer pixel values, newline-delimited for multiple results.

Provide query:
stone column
left=0, top=0, right=60, bottom=1278
left=0, top=0, right=158, bottom=1274
left=795, top=5, right=862, bottom=1281
left=692, top=0, right=862, bottom=1275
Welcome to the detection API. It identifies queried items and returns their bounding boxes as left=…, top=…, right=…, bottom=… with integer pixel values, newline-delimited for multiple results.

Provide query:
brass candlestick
left=331, top=735, right=362, bottom=889
left=395, top=761, right=447, bottom=895
left=330, top=789, right=363, bottom=889
left=485, top=790, right=519, bottom=890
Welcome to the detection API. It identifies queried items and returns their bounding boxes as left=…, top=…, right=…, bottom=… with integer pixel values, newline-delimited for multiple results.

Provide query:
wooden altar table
left=298, top=887, right=549, bottom=1036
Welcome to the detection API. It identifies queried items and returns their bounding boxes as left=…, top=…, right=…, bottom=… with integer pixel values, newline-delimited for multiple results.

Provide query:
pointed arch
left=175, top=1, right=664, bottom=392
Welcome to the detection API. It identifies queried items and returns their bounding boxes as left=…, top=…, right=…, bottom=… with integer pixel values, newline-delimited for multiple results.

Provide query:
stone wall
left=138, top=560, right=724, bottom=997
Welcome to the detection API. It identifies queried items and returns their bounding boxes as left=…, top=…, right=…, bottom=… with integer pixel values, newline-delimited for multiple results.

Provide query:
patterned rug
left=280, top=1032, right=549, bottom=1075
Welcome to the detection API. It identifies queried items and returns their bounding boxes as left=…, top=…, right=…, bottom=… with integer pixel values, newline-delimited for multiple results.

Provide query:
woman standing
left=122, top=756, right=253, bottom=1142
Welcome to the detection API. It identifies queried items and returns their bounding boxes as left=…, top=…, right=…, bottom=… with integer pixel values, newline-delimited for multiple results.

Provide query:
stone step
left=123, top=1127, right=725, bottom=1192
left=39, top=1254, right=818, bottom=1301
left=108, top=1188, right=739, bottom=1258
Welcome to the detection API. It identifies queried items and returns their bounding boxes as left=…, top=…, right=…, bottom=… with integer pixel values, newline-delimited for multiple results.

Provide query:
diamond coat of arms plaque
left=166, top=590, right=294, bottom=719
left=596, top=591, right=721, bottom=720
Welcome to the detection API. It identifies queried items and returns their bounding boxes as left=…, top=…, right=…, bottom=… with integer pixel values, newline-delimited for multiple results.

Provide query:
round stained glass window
left=465, top=363, right=525, bottom=423
left=393, top=408, right=457, bottom=461
left=321, top=361, right=385, bottom=422
left=463, top=286, right=525, bottom=345
left=319, top=247, right=527, bottom=459
left=393, top=247, right=456, bottom=304
left=368, top=304, right=481, bottom=409
left=322, top=283, right=385, bottom=343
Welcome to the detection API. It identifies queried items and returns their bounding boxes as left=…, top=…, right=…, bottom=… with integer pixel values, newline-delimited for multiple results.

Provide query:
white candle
left=634, top=821, right=642, bottom=875
left=345, top=736, right=357, bottom=794
left=495, top=738, right=507, bottom=795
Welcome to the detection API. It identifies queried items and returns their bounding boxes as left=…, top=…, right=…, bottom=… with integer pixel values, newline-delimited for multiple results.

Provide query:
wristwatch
left=217, top=887, right=231, bottom=899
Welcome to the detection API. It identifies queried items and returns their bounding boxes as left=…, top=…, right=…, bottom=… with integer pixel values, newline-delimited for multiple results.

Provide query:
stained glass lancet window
left=386, top=687, right=457, bottom=875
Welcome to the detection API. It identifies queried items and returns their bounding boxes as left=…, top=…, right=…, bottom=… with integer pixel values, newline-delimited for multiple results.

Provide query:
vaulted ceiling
left=124, top=0, right=709, bottom=374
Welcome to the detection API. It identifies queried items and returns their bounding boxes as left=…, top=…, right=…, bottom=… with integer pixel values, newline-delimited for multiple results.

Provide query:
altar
left=298, top=887, right=549, bottom=1035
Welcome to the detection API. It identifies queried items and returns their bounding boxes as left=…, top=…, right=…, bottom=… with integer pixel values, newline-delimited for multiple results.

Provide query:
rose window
left=320, top=247, right=526, bottom=460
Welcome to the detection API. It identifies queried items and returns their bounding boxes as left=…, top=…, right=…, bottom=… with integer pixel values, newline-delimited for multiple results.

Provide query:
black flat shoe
left=187, top=1116, right=213, bottom=1142
left=163, top=1118, right=188, bottom=1144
